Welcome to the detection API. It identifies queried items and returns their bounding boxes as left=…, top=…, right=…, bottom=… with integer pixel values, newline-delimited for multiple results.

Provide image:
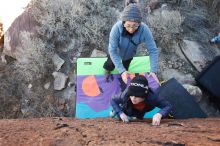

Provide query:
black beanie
left=127, top=75, right=149, bottom=98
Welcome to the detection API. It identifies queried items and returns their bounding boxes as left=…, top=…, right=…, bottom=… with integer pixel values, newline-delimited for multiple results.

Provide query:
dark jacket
left=110, top=88, right=172, bottom=119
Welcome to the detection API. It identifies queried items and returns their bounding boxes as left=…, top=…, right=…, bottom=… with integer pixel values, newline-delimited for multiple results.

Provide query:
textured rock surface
left=0, top=118, right=220, bottom=146
left=3, top=10, right=38, bottom=58
left=0, top=0, right=220, bottom=119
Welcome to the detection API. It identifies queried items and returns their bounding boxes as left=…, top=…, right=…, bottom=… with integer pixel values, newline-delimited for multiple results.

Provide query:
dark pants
left=103, top=55, right=133, bottom=72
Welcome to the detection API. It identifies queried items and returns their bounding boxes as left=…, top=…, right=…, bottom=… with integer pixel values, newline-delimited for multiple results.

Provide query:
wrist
left=150, top=72, right=157, bottom=75
left=120, top=68, right=126, bottom=74
left=118, top=111, right=123, bottom=115
left=156, top=113, right=162, bottom=118
left=121, top=71, right=128, bottom=75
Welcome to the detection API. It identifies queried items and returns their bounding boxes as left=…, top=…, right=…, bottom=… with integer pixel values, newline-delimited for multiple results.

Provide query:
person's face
left=124, top=21, right=140, bottom=34
left=130, top=96, right=145, bottom=104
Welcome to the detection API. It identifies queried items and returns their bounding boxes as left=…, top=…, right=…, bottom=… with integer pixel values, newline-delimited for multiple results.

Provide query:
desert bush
left=0, top=30, right=59, bottom=118
left=0, top=22, right=3, bottom=39
left=162, top=0, right=194, bottom=7
left=212, top=0, right=220, bottom=21
left=146, top=9, right=184, bottom=51
left=12, top=32, right=62, bottom=117
left=29, top=0, right=119, bottom=54
left=13, top=31, right=53, bottom=83
left=0, top=0, right=121, bottom=118
left=212, top=0, right=220, bottom=9
left=18, top=84, right=61, bottom=118
left=0, top=22, right=3, bottom=49
left=0, top=67, right=21, bottom=118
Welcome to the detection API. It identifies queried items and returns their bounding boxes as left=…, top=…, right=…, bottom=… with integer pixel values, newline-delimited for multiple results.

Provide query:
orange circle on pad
left=82, top=75, right=100, bottom=97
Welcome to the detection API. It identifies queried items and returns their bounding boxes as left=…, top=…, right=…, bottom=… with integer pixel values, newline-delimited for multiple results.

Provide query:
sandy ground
left=0, top=117, right=220, bottom=146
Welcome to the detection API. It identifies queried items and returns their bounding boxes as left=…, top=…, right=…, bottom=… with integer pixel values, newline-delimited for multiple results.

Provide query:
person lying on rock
left=110, top=75, right=172, bottom=126
left=209, top=32, right=220, bottom=44
left=103, top=0, right=159, bottom=84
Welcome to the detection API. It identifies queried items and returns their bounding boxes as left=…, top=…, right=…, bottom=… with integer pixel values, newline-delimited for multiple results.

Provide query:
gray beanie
left=122, top=3, right=142, bottom=23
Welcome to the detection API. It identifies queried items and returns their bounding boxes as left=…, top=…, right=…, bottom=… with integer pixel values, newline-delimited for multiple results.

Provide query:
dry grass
left=147, top=9, right=184, bottom=51
left=0, top=0, right=119, bottom=118
left=0, top=22, right=3, bottom=50
left=30, top=0, right=118, bottom=53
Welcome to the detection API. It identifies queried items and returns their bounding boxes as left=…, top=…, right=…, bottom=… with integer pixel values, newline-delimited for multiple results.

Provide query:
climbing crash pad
left=76, top=56, right=160, bottom=118
left=196, top=56, right=220, bottom=109
left=158, top=78, right=207, bottom=119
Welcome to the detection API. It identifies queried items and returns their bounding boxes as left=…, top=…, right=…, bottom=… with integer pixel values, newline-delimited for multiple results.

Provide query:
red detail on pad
left=82, top=75, right=100, bottom=97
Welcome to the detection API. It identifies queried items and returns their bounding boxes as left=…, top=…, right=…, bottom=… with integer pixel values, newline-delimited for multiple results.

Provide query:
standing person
left=103, top=0, right=159, bottom=84
left=110, top=75, right=172, bottom=126
left=209, top=32, right=220, bottom=44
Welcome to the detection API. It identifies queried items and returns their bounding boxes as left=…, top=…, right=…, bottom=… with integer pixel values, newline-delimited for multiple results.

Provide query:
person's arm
left=212, top=33, right=220, bottom=43
left=108, top=23, right=126, bottom=74
left=154, top=96, right=172, bottom=118
left=151, top=96, right=172, bottom=126
left=142, top=24, right=158, bottom=73
left=216, top=33, right=220, bottom=42
left=111, top=90, right=130, bottom=123
left=110, top=91, right=125, bottom=116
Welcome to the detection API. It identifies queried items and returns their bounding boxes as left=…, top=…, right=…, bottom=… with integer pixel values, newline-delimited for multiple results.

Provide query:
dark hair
left=125, top=0, right=139, bottom=6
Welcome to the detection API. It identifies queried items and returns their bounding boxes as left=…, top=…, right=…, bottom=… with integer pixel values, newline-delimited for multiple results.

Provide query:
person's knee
left=103, top=61, right=115, bottom=71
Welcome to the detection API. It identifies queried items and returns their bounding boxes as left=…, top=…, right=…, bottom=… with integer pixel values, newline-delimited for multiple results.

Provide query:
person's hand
left=152, top=113, right=162, bottom=126
left=121, top=71, right=129, bottom=84
left=149, top=72, right=159, bottom=84
left=120, top=112, right=129, bottom=123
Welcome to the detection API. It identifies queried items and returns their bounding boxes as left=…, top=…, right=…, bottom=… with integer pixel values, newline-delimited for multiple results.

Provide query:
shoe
left=105, top=70, right=114, bottom=82
left=127, top=116, right=137, bottom=121
left=168, top=111, right=174, bottom=119
left=109, top=110, right=119, bottom=119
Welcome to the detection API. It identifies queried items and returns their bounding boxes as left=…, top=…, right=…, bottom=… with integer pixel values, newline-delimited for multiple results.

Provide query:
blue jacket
left=213, top=33, right=220, bottom=43
left=108, top=21, right=158, bottom=73
left=110, top=88, right=172, bottom=119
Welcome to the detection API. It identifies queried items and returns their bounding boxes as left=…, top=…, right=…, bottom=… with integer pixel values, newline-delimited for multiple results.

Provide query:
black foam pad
left=157, top=78, right=207, bottom=119
left=196, top=56, right=220, bottom=100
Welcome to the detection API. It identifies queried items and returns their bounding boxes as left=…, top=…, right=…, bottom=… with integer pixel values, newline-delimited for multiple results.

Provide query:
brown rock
left=0, top=22, right=3, bottom=51
left=3, top=10, right=39, bottom=58
left=0, top=118, right=219, bottom=146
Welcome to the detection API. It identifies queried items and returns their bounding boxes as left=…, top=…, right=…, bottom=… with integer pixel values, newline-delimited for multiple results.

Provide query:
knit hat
left=127, top=75, right=149, bottom=98
left=121, top=3, right=142, bottom=23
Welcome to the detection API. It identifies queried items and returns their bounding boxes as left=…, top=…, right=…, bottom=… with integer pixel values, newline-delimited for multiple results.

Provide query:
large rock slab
left=180, top=40, right=220, bottom=72
left=0, top=118, right=220, bottom=146
left=3, top=9, right=39, bottom=59
left=161, top=68, right=195, bottom=84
